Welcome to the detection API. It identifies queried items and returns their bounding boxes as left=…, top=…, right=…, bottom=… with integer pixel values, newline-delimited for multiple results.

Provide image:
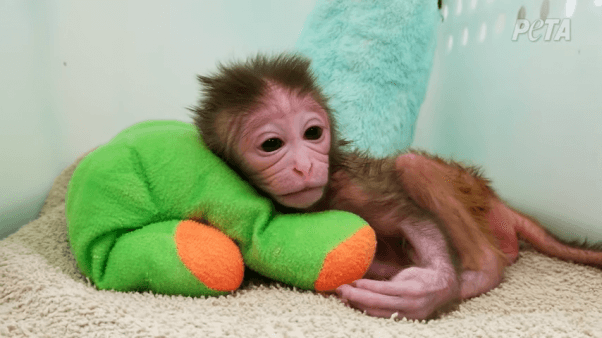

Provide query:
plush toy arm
left=243, top=212, right=376, bottom=291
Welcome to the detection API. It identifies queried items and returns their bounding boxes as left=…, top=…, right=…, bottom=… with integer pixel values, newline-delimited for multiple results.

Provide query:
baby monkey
left=191, top=53, right=602, bottom=320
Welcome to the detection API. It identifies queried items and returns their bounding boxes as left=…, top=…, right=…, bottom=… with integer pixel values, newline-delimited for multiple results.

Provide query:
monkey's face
left=236, top=94, right=331, bottom=209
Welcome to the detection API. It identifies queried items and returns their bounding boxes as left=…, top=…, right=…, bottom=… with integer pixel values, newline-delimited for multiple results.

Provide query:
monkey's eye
left=260, top=138, right=283, bottom=152
left=304, top=126, right=323, bottom=140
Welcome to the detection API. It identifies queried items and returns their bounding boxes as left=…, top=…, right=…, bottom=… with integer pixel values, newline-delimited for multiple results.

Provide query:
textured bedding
left=1, top=156, right=602, bottom=338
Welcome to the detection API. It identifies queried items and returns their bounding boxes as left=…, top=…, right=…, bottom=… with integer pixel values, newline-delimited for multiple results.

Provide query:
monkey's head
left=191, top=53, right=345, bottom=209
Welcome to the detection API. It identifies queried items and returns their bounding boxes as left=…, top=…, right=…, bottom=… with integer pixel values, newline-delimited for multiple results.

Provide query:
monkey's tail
left=514, top=209, right=602, bottom=267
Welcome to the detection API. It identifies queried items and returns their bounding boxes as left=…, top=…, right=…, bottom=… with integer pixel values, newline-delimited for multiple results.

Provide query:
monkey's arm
left=393, top=152, right=512, bottom=299
left=336, top=216, right=460, bottom=320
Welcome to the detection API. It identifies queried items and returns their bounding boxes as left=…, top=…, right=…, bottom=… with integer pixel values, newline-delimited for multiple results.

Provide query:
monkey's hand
left=336, top=265, right=459, bottom=320
left=336, top=218, right=460, bottom=320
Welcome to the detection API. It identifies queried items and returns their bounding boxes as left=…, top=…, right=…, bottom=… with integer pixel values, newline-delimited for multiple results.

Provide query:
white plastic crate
left=415, top=0, right=602, bottom=242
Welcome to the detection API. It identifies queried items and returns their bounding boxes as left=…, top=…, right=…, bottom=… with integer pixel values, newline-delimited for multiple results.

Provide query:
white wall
left=0, top=0, right=316, bottom=238
left=1, top=1, right=59, bottom=238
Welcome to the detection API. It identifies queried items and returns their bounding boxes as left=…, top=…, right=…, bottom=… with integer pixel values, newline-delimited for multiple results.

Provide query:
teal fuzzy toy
left=296, top=0, right=440, bottom=157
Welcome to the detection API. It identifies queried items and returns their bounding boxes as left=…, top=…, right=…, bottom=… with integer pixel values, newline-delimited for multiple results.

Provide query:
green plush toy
left=66, top=120, right=376, bottom=296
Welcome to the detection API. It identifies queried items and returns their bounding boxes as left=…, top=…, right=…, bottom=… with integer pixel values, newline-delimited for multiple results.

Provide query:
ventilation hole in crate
left=517, top=6, right=526, bottom=20
left=462, top=27, right=469, bottom=46
left=565, top=0, right=576, bottom=17
left=447, top=35, right=454, bottom=53
left=456, top=0, right=463, bottom=15
left=470, top=0, right=478, bottom=10
left=541, top=0, right=550, bottom=20
left=479, top=23, right=488, bottom=42
left=516, top=6, right=527, bottom=32
left=442, top=4, right=449, bottom=20
left=495, top=13, right=506, bottom=34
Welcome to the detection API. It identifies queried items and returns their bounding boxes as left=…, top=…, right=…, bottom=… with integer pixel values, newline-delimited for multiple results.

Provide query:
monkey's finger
left=336, top=284, right=427, bottom=320
left=351, top=278, right=426, bottom=297
left=337, top=284, right=410, bottom=311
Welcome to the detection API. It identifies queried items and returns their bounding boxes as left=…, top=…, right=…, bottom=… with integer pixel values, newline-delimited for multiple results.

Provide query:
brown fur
left=395, top=150, right=506, bottom=272
left=190, top=53, right=348, bottom=171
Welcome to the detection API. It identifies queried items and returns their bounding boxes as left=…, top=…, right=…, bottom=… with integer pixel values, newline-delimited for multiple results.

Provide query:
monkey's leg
left=336, top=217, right=460, bottom=320
left=487, top=199, right=520, bottom=263
left=397, top=151, right=562, bottom=266
left=489, top=198, right=602, bottom=267
left=459, top=243, right=506, bottom=299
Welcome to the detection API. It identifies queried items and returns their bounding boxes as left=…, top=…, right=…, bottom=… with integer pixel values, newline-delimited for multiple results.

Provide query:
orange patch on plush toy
left=314, top=225, right=376, bottom=291
left=175, top=220, right=244, bottom=291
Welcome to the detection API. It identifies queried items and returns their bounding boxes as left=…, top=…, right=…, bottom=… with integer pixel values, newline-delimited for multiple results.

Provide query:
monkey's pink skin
left=277, top=187, right=326, bottom=209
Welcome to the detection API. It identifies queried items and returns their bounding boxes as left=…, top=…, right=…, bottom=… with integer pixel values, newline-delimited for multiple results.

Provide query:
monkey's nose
left=293, top=163, right=313, bottom=178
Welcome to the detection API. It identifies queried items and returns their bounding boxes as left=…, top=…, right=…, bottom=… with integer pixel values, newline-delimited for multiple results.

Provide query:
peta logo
left=511, top=19, right=571, bottom=41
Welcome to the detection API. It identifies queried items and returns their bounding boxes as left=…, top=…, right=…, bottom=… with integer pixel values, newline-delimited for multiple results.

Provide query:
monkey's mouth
left=278, top=186, right=325, bottom=208
left=282, top=186, right=321, bottom=196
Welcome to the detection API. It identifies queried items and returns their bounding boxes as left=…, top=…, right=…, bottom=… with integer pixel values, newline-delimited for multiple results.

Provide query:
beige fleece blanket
left=1, top=158, right=601, bottom=338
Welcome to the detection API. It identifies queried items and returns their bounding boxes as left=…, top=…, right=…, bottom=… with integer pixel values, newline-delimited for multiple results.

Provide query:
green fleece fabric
left=66, top=120, right=375, bottom=296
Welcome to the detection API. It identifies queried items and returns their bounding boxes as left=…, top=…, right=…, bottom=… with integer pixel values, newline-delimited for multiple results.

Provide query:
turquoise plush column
left=296, top=0, right=440, bottom=157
